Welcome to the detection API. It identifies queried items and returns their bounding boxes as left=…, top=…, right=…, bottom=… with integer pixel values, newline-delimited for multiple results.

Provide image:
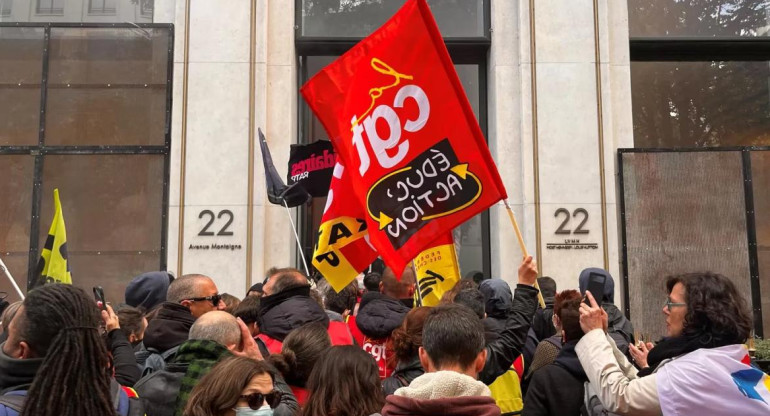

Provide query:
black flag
left=258, top=128, right=311, bottom=207
left=287, top=140, right=336, bottom=197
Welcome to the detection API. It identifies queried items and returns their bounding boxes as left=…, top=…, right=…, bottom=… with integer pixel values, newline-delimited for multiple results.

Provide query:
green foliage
left=755, top=338, right=770, bottom=361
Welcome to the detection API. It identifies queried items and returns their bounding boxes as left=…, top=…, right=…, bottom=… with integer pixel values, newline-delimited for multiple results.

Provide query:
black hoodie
left=142, top=302, right=196, bottom=352
left=522, top=340, right=587, bottom=416
left=355, top=292, right=410, bottom=340
left=258, top=285, right=329, bottom=342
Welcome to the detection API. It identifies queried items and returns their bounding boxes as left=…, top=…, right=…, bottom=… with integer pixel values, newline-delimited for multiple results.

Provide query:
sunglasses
left=240, top=391, right=282, bottom=410
left=185, top=294, right=222, bottom=306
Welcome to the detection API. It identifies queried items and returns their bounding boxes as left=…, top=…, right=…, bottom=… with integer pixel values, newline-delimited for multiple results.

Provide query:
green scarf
left=173, top=339, right=233, bottom=416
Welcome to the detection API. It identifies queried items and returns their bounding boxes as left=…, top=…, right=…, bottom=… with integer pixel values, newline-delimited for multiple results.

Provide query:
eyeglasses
left=663, top=297, right=686, bottom=310
left=184, top=294, right=221, bottom=306
left=240, top=391, right=282, bottom=410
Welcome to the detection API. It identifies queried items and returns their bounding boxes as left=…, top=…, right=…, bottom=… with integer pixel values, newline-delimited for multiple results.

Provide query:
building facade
left=1, top=0, right=768, bottom=338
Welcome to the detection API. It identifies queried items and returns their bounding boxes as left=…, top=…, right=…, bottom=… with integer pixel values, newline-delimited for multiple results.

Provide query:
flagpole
left=0, top=256, right=25, bottom=300
left=503, top=200, right=545, bottom=308
left=283, top=200, right=310, bottom=276
left=411, top=261, right=422, bottom=307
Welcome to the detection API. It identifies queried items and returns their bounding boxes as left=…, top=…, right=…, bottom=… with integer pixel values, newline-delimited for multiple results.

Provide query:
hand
left=100, top=304, right=120, bottom=333
left=342, top=309, right=351, bottom=321
left=579, top=291, right=607, bottom=334
left=629, top=341, right=654, bottom=368
left=518, top=256, right=538, bottom=286
left=232, top=317, right=264, bottom=361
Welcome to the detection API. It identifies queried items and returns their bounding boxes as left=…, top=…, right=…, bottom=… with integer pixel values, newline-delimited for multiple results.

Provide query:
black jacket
left=355, top=292, right=410, bottom=340
left=605, top=303, right=634, bottom=356
left=142, top=302, right=196, bottom=352
left=107, top=329, right=142, bottom=387
left=479, top=284, right=539, bottom=385
left=259, top=285, right=329, bottom=342
left=531, top=300, right=556, bottom=341
left=522, top=340, right=586, bottom=416
left=382, top=355, right=423, bottom=396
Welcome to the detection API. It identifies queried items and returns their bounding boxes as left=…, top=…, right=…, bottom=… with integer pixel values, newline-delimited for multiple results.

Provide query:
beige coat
left=575, top=329, right=662, bottom=416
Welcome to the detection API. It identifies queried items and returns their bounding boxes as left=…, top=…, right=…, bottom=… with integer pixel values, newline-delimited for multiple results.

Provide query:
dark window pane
left=36, top=0, right=64, bottom=15
left=629, top=0, right=770, bottom=37
left=454, top=213, right=484, bottom=277
left=300, top=0, right=486, bottom=38
left=1, top=0, right=11, bottom=17
left=38, top=154, right=164, bottom=302
left=0, top=27, right=44, bottom=146
left=46, top=28, right=170, bottom=146
left=0, top=156, right=35, bottom=303
left=631, top=61, right=770, bottom=148
left=88, top=0, right=117, bottom=14
left=751, top=150, right=770, bottom=336
left=140, top=0, right=154, bottom=17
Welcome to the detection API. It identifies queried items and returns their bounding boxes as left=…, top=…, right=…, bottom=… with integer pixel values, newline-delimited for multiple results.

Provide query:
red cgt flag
left=301, top=0, right=507, bottom=276
left=312, top=160, right=379, bottom=292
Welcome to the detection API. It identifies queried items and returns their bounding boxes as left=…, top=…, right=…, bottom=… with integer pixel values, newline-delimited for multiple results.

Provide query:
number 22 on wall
left=554, top=208, right=589, bottom=235
left=198, top=210, right=234, bottom=236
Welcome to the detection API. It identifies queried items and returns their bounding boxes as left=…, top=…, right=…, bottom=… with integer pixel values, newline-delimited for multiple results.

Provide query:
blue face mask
left=234, top=405, right=273, bottom=416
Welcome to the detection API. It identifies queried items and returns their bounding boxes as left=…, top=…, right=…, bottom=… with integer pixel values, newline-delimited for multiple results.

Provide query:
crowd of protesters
left=0, top=256, right=767, bottom=416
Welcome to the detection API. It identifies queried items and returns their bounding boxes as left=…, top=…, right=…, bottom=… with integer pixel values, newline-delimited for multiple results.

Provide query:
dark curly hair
left=666, top=272, right=752, bottom=345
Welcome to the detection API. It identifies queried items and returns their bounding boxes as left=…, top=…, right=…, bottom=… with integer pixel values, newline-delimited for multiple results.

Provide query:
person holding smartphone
left=577, top=268, right=635, bottom=358
left=575, top=273, right=766, bottom=415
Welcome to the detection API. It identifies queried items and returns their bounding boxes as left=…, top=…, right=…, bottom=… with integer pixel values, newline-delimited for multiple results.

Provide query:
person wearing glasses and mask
left=136, top=311, right=299, bottom=416
left=576, top=272, right=768, bottom=416
left=185, top=356, right=292, bottom=416
left=137, top=274, right=226, bottom=376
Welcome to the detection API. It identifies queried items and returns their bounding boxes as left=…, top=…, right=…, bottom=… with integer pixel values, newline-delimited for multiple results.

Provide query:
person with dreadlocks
left=0, top=284, right=143, bottom=416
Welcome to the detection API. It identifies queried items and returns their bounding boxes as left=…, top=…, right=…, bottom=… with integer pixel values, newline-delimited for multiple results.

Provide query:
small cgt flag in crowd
left=33, top=188, right=72, bottom=288
left=301, top=0, right=507, bottom=277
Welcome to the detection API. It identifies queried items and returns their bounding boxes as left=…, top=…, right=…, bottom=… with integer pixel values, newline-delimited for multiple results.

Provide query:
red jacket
left=347, top=315, right=366, bottom=346
left=259, top=320, right=354, bottom=354
left=362, top=335, right=395, bottom=379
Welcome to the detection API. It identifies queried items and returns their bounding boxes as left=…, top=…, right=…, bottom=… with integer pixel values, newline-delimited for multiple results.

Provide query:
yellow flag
left=414, top=234, right=461, bottom=307
left=34, top=189, right=72, bottom=287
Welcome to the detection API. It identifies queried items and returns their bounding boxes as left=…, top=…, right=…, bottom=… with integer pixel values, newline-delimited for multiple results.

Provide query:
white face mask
left=234, top=404, right=273, bottom=416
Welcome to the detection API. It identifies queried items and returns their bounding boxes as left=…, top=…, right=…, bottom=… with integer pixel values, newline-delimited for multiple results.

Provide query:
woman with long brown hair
left=302, top=345, right=384, bottom=416
left=185, top=356, right=290, bottom=416
left=382, top=307, right=430, bottom=396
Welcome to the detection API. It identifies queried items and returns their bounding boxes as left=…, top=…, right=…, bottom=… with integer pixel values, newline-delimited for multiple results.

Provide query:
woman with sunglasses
left=576, top=272, right=768, bottom=415
left=185, top=356, right=287, bottom=416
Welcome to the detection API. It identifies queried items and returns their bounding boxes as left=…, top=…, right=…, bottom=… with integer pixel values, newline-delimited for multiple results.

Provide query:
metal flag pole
left=0, top=256, right=25, bottom=300
left=283, top=200, right=310, bottom=276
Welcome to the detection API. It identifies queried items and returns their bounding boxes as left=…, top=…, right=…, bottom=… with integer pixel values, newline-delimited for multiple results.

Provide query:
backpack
left=140, top=345, right=180, bottom=378
left=0, top=380, right=143, bottom=416
left=581, top=382, right=620, bottom=416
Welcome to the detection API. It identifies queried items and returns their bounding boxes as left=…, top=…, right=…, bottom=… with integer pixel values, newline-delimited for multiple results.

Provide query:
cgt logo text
left=348, top=58, right=481, bottom=249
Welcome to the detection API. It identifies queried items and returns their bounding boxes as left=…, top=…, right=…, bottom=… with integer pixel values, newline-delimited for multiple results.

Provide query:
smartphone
left=584, top=272, right=606, bottom=305
left=93, top=286, right=107, bottom=311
